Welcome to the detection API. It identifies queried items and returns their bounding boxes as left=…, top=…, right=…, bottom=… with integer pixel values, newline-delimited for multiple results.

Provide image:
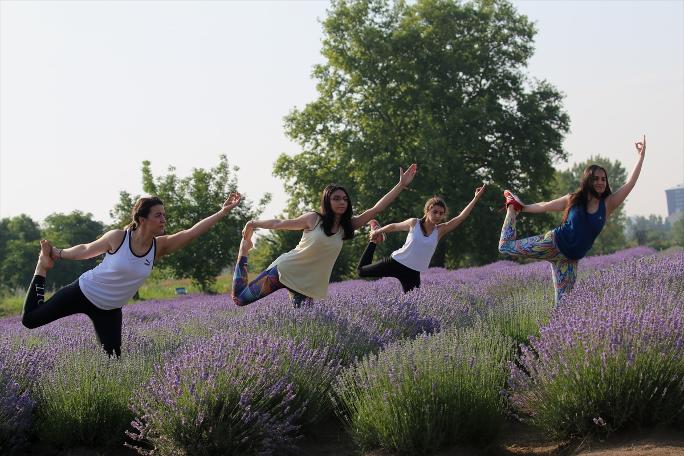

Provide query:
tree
left=625, top=215, right=671, bottom=249
left=42, top=211, right=105, bottom=289
left=127, top=155, right=269, bottom=292
left=0, top=215, right=42, bottom=293
left=551, top=155, right=628, bottom=255
left=671, top=216, right=684, bottom=247
left=274, top=0, right=569, bottom=274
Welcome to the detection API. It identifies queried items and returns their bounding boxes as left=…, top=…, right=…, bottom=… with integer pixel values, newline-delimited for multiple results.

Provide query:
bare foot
left=369, top=219, right=386, bottom=244
left=238, top=237, right=253, bottom=259
left=35, top=240, right=54, bottom=276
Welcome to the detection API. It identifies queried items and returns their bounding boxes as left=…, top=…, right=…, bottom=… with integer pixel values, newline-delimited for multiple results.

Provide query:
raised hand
left=635, top=134, right=646, bottom=158
left=221, top=192, right=242, bottom=213
left=399, top=163, right=418, bottom=187
left=474, top=185, right=486, bottom=199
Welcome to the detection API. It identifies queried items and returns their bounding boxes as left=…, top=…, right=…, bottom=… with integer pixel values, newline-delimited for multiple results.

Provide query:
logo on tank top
left=144, top=259, right=151, bottom=266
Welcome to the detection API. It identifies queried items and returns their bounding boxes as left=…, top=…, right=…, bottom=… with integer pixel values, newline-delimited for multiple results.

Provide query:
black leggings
left=22, top=276, right=122, bottom=357
left=356, top=243, right=421, bottom=293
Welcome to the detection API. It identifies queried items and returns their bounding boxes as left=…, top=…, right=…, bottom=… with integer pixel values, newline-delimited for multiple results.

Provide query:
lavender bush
left=509, top=252, right=684, bottom=439
left=128, top=332, right=340, bottom=455
left=333, top=325, right=514, bottom=454
left=0, top=361, right=34, bottom=453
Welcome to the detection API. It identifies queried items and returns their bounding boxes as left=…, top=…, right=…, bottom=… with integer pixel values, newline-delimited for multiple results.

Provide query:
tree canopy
left=274, top=0, right=569, bottom=268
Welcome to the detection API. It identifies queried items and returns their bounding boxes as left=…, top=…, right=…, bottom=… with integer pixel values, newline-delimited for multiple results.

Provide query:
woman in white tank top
left=22, top=193, right=242, bottom=356
left=357, top=186, right=486, bottom=293
left=231, top=164, right=417, bottom=308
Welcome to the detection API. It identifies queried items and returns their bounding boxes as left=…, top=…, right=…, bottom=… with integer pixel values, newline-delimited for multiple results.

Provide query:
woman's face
left=329, top=189, right=349, bottom=215
left=141, top=204, right=166, bottom=235
left=591, top=169, right=608, bottom=196
left=426, top=204, right=445, bottom=224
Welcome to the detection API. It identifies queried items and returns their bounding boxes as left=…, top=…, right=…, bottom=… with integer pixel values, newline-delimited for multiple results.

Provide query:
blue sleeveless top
left=553, top=199, right=606, bottom=260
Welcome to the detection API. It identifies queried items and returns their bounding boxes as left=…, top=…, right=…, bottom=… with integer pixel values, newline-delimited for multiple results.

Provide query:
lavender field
left=1, top=247, right=683, bottom=455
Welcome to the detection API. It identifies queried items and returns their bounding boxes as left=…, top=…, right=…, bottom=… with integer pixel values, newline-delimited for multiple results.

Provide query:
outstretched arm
left=437, top=186, right=486, bottom=240
left=352, top=164, right=417, bottom=230
left=521, top=194, right=570, bottom=214
left=606, top=135, right=646, bottom=216
left=50, top=230, right=125, bottom=261
left=242, top=212, right=319, bottom=240
left=155, top=192, right=241, bottom=259
left=370, top=218, right=415, bottom=240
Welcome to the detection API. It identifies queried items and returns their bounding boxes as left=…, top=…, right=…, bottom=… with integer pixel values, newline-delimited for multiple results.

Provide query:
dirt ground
left=13, top=421, right=684, bottom=455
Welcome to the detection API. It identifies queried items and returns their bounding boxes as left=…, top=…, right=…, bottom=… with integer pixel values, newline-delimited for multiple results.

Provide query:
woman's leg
left=498, top=207, right=560, bottom=261
left=85, top=305, right=123, bottom=357
left=231, top=238, right=285, bottom=306
left=22, top=241, right=89, bottom=329
left=550, top=258, right=578, bottom=305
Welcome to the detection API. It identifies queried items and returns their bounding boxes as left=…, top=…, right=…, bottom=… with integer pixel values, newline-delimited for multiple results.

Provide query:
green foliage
left=672, top=216, right=684, bottom=247
left=276, top=0, right=569, bottom=272
left=626, top=214, right=673, bottom=249
left=34, top=349, right=151, bottom=448
left=0, top=240, right=38, bottom=295
left=519, top=347, right=684, bottom=440
left=0, top=215, right=42, bottom=293
left=552, top=155, right=628, bottom=255
left=42, top=211, right=105, bottom=289
left=333, top=325, right=513, bottom=454
left=128, top=155, right=269, bottom=292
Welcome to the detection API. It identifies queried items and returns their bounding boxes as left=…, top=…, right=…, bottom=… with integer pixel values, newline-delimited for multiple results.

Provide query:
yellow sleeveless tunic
left=268, top=220, right=344, bottom=299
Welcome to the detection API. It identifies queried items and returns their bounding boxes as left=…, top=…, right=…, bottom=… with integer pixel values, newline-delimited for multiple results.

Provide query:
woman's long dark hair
left=562, top=165, right=612, bottom=223
left=419, top=196, right=448, bottom=236
left=317, top=184, right=354, bottom=240
left=125, top=196, right=164, bottom=230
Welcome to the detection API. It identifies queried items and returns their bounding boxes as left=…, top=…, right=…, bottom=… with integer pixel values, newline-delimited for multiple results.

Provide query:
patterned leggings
left=498, top=211, right=577, bottom=304
left=231, top=257, right=312, bottom=308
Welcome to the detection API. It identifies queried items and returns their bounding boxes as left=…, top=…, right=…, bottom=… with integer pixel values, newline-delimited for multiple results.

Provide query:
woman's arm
left=606, top=135, right=646, bottom=216
left=437, top=186, right=486, bottom=240
left=370, top=218, right=415, bottom=239
left=51, top=229, right=125, bottom=261
left=352, top=164, right=417, bottom=230
left=521, top=194, right=570, bottom=214
left=242, top=212, right=319, bottom=239
left=156, top=192, right=241, bottom=259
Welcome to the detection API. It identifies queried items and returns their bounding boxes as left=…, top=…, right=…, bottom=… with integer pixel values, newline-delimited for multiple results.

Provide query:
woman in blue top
left=498, top=135, right=646, bottom=304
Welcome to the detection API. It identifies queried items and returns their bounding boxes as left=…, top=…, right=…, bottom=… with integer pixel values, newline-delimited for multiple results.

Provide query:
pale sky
left=1, top=0, right=682, bottom=226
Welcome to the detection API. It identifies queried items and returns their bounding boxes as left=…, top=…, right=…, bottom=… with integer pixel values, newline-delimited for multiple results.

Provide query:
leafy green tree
left=274, top=0, right=569, bottom=273
left=625, top=215, right=672, bottom=249
left=551, top=155, right=628, bottom=255
left=128, top=155, right=269, bottom=292
left=0, top=215, right=42, bottom=293
left=42, top=211, right=105, bottom=289
left=671, top=216, right=684, bottom=247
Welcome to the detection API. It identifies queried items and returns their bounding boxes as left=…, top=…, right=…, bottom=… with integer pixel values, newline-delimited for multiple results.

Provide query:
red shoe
left=503, top=190, right=524, bottom=212
left=369, top=219, right=386, bottom=243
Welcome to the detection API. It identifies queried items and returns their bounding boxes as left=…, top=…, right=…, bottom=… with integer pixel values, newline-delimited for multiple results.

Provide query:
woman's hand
left=399, top=163, right=418, bottom=188
left=220, top=192, right=242, bottom=215
left=635, top=134, right=646, bottom=158
left=474, top=185, right=486, bottom=199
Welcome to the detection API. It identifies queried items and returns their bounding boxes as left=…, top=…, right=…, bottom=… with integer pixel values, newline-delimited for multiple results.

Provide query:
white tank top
left=79, top=230, right=155, bottom=310
left=390, top=219, right=439, bottom=272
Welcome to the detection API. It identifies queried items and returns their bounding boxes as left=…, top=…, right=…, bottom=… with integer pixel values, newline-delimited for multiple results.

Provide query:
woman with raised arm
left=357, top=186, right=486, bottom=293
left=232, top=164, right=417, bottom=307
left=22, top=193, right=242, bottom=356
left=498, top=135, right=646, bottom=304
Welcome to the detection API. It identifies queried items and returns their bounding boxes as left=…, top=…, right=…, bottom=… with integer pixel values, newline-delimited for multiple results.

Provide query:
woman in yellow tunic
left=231, top=164, right=417, bottom=307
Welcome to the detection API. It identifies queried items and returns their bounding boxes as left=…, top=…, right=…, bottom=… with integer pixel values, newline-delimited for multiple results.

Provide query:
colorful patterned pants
left=232, top=257, right=312, bottom=308
left=498, top=211, right=577, bottom=304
